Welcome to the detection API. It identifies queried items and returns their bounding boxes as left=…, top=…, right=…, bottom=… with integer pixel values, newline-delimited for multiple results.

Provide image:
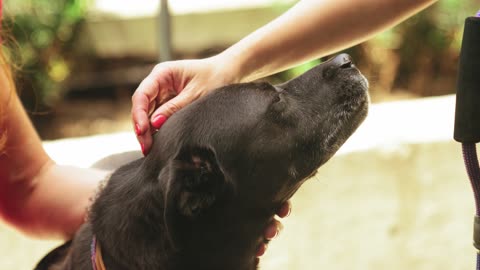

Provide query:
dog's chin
left=354, top=73, right=370, bottom=95
left=318, top=74, right=369, bottom=153
left=359, top=73, right=369, bottom=90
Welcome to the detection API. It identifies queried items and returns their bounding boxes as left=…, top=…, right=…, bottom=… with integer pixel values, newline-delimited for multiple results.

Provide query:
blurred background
left=1, top=0, right=479, bottom=269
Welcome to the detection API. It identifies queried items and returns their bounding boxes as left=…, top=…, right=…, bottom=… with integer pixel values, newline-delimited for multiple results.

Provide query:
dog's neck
left=89, top=159, right=266, bottom=270
left=91, top=220, right=263, bottom=270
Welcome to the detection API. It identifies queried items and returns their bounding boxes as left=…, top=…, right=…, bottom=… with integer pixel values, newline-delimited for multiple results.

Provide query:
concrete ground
left=261, top=140, right=474, bottom=270
left=1, top=95, right=476, bottom=269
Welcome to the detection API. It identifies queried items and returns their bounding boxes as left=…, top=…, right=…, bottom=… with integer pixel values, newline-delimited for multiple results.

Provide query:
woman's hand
left=257, top=201, right=291, bottom=258
left=131, top=56, right=238, bottom=155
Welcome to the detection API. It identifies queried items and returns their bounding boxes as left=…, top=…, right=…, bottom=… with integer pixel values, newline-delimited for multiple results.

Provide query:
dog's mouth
left=338, top=70, right=369, bottom=100
left=341, top=62, right=369, bottom=89
left=332, top=54, right=369, bottom=92
left=328, top=55, right=369, bottom=110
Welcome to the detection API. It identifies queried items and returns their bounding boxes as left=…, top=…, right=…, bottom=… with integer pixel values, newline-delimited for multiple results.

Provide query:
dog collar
left=91, top=236, right=107, bottom=270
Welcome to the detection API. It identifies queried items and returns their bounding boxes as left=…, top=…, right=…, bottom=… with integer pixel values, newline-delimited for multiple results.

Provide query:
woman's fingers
left=277, top=200, right=291, bottom=218
left=132, top=64, right=176, bottom=155
left=131, top=58, right=226, bottom=155
left=265, top=218, right=283, bottom=240
left=257, top=201, right=291, bottom=257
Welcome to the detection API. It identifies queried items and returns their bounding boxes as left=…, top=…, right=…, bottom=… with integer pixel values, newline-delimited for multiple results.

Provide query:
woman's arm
left=133, top=0, right=437, bottom=150
left=221, top=0, right=437, bottom=82
left=0, top=61, right=108, bottom=239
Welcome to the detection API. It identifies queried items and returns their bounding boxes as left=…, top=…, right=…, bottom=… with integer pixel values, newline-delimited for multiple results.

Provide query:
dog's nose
left=332, top=53, right=354, bottom=69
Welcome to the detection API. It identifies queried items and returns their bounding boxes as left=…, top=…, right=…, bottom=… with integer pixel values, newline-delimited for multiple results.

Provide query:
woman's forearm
left=13, top=162, right=108, bottom=239
left=0, top=62, right=108, bottom=239
left=220, top=0, right=436, bottom=82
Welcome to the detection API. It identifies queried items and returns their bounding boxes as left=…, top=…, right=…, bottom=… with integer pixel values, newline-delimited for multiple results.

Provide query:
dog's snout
left=322, top=53, right=356, bottom=79
left=339, top=59, right=353, bottom=69
left=333, top=53, right=354, bottom=69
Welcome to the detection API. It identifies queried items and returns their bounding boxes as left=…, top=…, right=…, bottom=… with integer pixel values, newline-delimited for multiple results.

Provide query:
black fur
left=35, top=54, right=369, bottom=270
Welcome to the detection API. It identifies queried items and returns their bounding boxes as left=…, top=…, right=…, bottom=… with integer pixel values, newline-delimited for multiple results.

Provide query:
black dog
left=35, top=54, right=369, bottom=270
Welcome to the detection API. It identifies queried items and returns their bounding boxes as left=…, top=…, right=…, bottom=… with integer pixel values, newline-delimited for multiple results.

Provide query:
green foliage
left=284, top=59, right=322, bottom=79
left=347, top=1, right=479, bottom=98
left=3, top=0, right=89, bottom=106
left=273, top=1, right=479, bottom=98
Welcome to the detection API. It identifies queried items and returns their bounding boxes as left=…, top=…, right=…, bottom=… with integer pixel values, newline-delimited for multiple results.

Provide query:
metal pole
left=158, top=0, right=172, bottom=62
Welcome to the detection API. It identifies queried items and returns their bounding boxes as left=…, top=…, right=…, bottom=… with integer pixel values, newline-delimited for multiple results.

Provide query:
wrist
left=212, top=46, right=256, bottom=84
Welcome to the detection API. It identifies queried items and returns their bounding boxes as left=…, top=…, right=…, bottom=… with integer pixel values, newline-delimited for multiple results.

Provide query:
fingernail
left=140, top=142, right=146, bottom=156
left=266, top=226, right=277, bottom=240
left=268, top=229, right=279, bottom=240
left=134, top=124, right=141, bottom=136
left=255, top=257, right=260, bottom=266
left=285, top=207, right=291, bottom=217
left=278, top=203, right=291, bottom=218
left=256, top=244, right=267, bottom=257
left=152, top=115, right=167, bottom=129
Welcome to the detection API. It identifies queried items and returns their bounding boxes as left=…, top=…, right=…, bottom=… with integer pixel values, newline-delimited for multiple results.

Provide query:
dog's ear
left=173, top=147, right=228, bottom=217
left=164, top=146, right=230, bottom=219
left=162, top=146, right=230, bottom=248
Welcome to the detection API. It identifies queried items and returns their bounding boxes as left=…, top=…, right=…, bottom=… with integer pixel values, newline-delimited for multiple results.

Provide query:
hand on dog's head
left=40, top=54, right=369, bottom=270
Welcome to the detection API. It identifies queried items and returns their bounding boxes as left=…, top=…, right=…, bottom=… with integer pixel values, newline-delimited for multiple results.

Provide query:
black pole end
left=454, top=17, right=480, bottom=143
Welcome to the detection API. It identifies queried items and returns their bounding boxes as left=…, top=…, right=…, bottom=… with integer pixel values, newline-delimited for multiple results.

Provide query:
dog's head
left=150, top=54, right=366, bottom=260
left=91, top=54, right=369, bottom=269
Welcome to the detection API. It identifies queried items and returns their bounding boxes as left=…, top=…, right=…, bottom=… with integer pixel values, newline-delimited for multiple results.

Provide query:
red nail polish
left=285, top=207, right=291, bottom=217
left=152, top=115, right=167, bottom=129
left=135, top=124, right=141, bottom=136
left=256, top=244, right=267, bottom=257
left=265, top=225, right=277, bottom=240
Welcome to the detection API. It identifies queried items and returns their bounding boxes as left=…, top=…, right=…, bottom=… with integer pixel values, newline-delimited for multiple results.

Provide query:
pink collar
left=91, top=236, right=106, bottom=270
